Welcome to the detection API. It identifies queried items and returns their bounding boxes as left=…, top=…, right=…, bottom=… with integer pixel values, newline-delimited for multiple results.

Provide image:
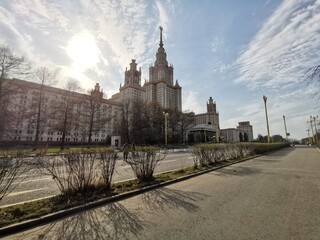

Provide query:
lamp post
left=163, top=112, right=169, bottom=144
left=263, top=95, right=271, bottom=143
left=307, top=117, right=315, bottom=145
left=283, top=115, right=288, bottom=141
left=309, top=115, right=319, bottom=145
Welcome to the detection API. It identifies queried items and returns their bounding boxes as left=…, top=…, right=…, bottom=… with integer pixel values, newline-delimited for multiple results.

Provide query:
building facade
left=112, top=27, right=182, bottom=111
left=0, top=27, right=255, bottom=145
left=0, top=27, right=182, bottom=145
left=237, top=121, right=254, bottom=141
left=220, top=121, right=254, bottom=142
left=189, top=97, right=220, bottom=143
left=0, top=79, right=122, bottom=144
left=220, top=128, right=241, bottom=142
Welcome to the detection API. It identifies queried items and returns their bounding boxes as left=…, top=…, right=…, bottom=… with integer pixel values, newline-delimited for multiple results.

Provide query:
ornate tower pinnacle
left=159, top=26, right=163, bottom=47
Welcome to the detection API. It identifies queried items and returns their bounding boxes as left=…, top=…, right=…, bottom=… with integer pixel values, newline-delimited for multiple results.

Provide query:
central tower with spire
left=111, top=26, right=182, bottom=111
left=145, top=26, right=182, bottom=111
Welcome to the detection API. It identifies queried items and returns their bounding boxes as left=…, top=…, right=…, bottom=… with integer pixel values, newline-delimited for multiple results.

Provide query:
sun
left=66, top=32, right=100, bottom=68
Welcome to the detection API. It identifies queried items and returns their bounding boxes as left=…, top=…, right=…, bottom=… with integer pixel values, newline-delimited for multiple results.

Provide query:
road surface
left=2, top=145, right=320, bottom=239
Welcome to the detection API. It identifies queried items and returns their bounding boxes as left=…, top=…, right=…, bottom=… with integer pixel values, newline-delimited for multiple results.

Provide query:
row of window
left=13, top=137, right=105, bottom=142
left=14, top=130, right=110, bottom=137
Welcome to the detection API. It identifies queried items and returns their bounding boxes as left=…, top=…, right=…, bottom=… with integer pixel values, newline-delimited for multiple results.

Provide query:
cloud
left=211, top=37, right=224, bottom=53
left=235, top=0, right=320, bottom=89
left=0, top=0, right=177, bottom=94
left=155, top=0, right=173, bottom=31
left=183, top=91, right=205, bottom=113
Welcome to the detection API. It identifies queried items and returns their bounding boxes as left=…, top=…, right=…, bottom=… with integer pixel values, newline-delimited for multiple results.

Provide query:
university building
left=220, top=121, right=254, bottom=142
left=0, top=79, right=122, bottom=144
left=111, top=26, right=182, bottom=111
left=0, top=27, right=182, bottom=144
left=189, top=97, right=220, bottom=143
left=0, top=27, right=253, bottom=145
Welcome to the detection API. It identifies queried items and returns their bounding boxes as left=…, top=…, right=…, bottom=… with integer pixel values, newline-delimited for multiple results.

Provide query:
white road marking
left=19, top=177, right=53, bottom=184
left=162, top=156, right=193, bottom=163
left=7, top=187, right=49, bottom=197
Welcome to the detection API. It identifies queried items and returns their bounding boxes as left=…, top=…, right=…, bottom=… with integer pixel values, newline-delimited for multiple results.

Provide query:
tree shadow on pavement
left=265, top=147, right=295, bottom=157
left=213, top=166, right=261, bottom=177
left=14, top=202, right=149, bottom=240
left=141, top=187, right=208, bottom=213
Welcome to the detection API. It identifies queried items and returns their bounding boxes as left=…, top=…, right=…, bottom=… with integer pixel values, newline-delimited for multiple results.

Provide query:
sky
left=0, top=0, right=319, bottom=140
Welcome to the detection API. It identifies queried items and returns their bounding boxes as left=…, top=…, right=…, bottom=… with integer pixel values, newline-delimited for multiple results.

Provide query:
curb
left=0, top=150, right=282, bottom=237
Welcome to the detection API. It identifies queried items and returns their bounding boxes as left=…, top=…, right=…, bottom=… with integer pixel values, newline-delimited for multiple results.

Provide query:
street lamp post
left=307, top=129, right=311, bottom=144
left=263, top=95, right=271, bottom=143
left=310, top=115, right=319, bottom=145
left=163, top=112, right=169, bottom=144
left=307, top=117, right=315, bottom=145
left=283, top=115, right=288, bottom=141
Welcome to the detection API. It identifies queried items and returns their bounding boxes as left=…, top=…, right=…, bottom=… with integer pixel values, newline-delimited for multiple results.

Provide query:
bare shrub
left=192, top=143, right=289, bottom=168
left=0, top=151, right=29, bottom=201
left=36, top=153, right=71, bottom=194
left=191, top=145, right=209, bottom=167
left=63, top=150, right=98, bottom=193
left=124, top=146, right=166, bottom=182
left=211, top=145, right=226, bottom=163
left=37, top=149, right=99, bottom=194
left=191, top=144, right=225, bottom=167
left=226, top=144, right=242, bottom=160
left=98, top=148, right=118, bottom=189
left=238, top=144, right=254, bottom=158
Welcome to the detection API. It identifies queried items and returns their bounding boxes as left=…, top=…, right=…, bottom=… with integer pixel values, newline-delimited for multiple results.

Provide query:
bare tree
left=0, top=151, right=29, bottom=201
left=306, top=65, right=320, bottom=106
left=50, top=79, right=81, bottom=150
left=144, top=101, right=163, bottom=144
left=116, top=100, right=165, bottom=145
left=0, top=45, right=30, bottom=141
left=118, top=100, right=131, bottom=144
left=178, top=111, right=196, bottom=144
left=131, top=99, right=148, bottom=144
left=82, top=84, right=110, bottom=144
left=32, top=67, right=59, bottom=149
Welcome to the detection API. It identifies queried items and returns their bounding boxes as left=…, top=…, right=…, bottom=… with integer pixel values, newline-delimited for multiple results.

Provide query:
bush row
left=35, top=146, right=167, bottom=195
left=1, top=143, right=288, bottom=200
left=191, top=142, right=290, bottom=167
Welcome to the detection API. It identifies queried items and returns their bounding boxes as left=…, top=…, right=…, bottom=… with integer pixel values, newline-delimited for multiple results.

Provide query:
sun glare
left=66, top=32, right=100, bottom=68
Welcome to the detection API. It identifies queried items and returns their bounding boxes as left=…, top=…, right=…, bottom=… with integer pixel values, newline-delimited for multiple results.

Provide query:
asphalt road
left=0, top=150, right=194, bottom=207
left=2, top=146, right=320, bottom=239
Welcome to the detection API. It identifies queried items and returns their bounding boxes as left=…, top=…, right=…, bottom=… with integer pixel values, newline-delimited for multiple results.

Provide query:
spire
left=159, top=26, right=163, bottom=47
left=155, top=26, right=167, bottom=66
